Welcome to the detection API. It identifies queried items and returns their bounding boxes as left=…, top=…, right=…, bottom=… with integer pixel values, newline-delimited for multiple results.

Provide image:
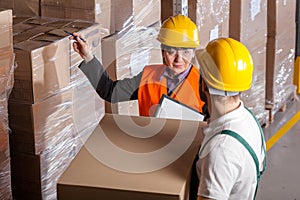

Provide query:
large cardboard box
left=0, top=157, right=11, bottom=200
left=57, top=114, right=204, bottom=200
left=41, top=0, right=114, bottom=37
left=114, top=0, right=161, bottom=31
left=11, top=38, right=70, bottom=103
left=10, top=138, right=79, bottom=200
left=0, top=108, right=11, bottom=199
left=0, top=9, right=13, bottom=52
left=11, top=17, right=103, bottom=103
left=229, top=0, right=268, bottom=124
left=101, top=24, right=162, bottom=80
left=161, top=0, right=173, bottom=22
left=0, top=9, right=13, bottom=200
left=0, top=0, right=40, bottom=16
left=8, top=90, right=74, bottom=154
left=9, top=74, right=105, bottom=199
left=188, top=0, right=230, bottom=48
left=0, top=52, right=14, bottom=95
left=266, top=0, right=296, bottom=111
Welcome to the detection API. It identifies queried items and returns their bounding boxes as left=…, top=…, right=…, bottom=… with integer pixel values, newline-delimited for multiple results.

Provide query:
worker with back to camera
left=194, top=37, right=267, bottom=200
left=69, top=14, right=209, bottom=118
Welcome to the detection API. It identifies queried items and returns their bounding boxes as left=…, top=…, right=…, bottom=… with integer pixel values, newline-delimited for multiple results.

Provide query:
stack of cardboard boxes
left=266, top=0, right=296, bottom=120
left=42, top=0, right=162, bottom=115
left=229, top=0, right=269, bottom=125
left=8, top=17, right=105, bottom=199
left=0, top=9, right=14, bottom=200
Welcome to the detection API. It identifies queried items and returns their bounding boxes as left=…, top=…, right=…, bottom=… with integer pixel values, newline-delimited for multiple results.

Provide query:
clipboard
left=154, top=94, right=205, bottom=121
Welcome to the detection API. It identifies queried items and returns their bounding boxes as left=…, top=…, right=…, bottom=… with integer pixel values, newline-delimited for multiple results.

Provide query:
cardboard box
left=41, top=0, right=114, bottom=37
left=0, top=0, right=13, bottom=9
left=0, top=0, right=40, bottom=16
left=102, top=24, right=162, bottom=80
left=0, top=132, right=9, bottom=163
left=11, top=37, right=70, bottom=103
left=10, top=141, right=79, bottom=200
left=9, top=90, right=74, bottom=154
left=229, top=0, right=268, bottom=123
left=188, top=0, right=230, bottom=48
left=0, top=9, right=13, bottom=52
left=71, top=70, right=105, bottom=143
left=0, top=98, right=11, bottom=200
left=114, top=0, right=161, bottom=31
left=40, top=0, right=66, bottom=7
left=265, top=0, right=296, bottom=110
left=161, top=0, right=173, bottom=22
left=13, top=26, right=55, bottom=44
left=13, top=0, right=40, bottom=16
left=58, top=114, right=204, bottom=200
left=0, top=157, right=12, bottom=200
left=40, top=5, right=66, bottom=20
left=0, top=51, right=14, bottom=94
left=111, top=100, right=140, bottom=116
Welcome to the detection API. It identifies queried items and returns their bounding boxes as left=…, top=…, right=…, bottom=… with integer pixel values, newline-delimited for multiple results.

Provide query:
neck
left=209, top=95, right=241, bottom=121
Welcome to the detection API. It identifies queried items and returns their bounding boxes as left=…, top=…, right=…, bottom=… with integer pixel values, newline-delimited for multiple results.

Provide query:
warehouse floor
left=256, top=95, right=300, bottom=200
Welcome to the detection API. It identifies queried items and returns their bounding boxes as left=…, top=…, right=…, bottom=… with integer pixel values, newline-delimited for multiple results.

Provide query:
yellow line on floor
left=266, top=110, right=300, bottom=151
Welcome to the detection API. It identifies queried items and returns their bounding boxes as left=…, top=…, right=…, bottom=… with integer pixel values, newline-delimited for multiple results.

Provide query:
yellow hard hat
left=157, top=15, right=200, bottom=48
left=196, top=37, right=254, bottom=92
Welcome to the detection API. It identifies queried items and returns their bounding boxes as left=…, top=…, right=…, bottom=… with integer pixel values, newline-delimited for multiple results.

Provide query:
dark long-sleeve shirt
left=79, top=57, right=141, bottom=103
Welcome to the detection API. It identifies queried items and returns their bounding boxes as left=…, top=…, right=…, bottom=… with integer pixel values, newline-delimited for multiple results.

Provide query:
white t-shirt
left=197, top=101, right=266, bottom=200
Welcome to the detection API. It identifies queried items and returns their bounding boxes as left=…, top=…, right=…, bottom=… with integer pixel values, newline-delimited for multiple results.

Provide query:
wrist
left=84, top=53, right=94, bottom=63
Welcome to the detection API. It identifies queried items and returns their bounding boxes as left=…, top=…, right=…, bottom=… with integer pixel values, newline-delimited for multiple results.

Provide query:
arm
left=70, top=32, right=141, bottom=103
left=79, top=56, right=142, bottom=103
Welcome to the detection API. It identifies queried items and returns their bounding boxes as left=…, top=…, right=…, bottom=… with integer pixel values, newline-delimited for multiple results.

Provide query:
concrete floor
left=256, top=96, right=300, bottom=200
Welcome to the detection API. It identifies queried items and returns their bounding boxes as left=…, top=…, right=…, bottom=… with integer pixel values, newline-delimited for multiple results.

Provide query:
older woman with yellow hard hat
left=195, top=38, right=267, bottom=200
left=70, top=15, right=208, bottom=118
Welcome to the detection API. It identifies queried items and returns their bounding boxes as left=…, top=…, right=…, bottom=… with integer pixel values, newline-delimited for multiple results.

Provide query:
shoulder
left=142, top=64, right=165, bottom=76
left=143, top=64, right=165, bottom=71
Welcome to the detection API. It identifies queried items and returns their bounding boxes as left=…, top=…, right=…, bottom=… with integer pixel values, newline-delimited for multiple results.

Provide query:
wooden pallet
left=266, top=92, right=297, bottom=123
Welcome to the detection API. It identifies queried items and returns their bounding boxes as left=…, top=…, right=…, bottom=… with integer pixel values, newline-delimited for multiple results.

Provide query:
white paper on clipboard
left=154, top=94, right=205, bottom=121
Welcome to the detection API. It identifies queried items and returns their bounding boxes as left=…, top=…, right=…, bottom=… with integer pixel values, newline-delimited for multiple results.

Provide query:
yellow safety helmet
left=157, top=15, right=200, bottom=48
left=196, top=37, right=254, bottom=93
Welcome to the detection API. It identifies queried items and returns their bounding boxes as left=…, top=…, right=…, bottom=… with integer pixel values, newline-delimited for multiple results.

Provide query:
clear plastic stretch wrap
left=40, top=0, right=113, bottom=38
left=191, top=0, right=230, bottom=48
left=10, top=16, right=105, bottom=199
left=265, top=0, right=296, bottom=113
left=228, top=0, right=269, bottom=124
left=113, top=0, right=161, bottom=32
left=0, top=9, right=14, bottom=200
left=0, top=0, right=40, bottom=16
left=269, top=48, right=296, bottom=112
left=100, top=0, right=161, bottom=116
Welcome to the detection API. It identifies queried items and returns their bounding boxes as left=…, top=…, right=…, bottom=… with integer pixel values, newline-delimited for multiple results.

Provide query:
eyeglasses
left=164, top=48, right=194, bottom=57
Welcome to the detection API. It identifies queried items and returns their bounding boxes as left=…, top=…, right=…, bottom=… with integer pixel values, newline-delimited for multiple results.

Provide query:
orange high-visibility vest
left=138, top=65, right=205, bottom=116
